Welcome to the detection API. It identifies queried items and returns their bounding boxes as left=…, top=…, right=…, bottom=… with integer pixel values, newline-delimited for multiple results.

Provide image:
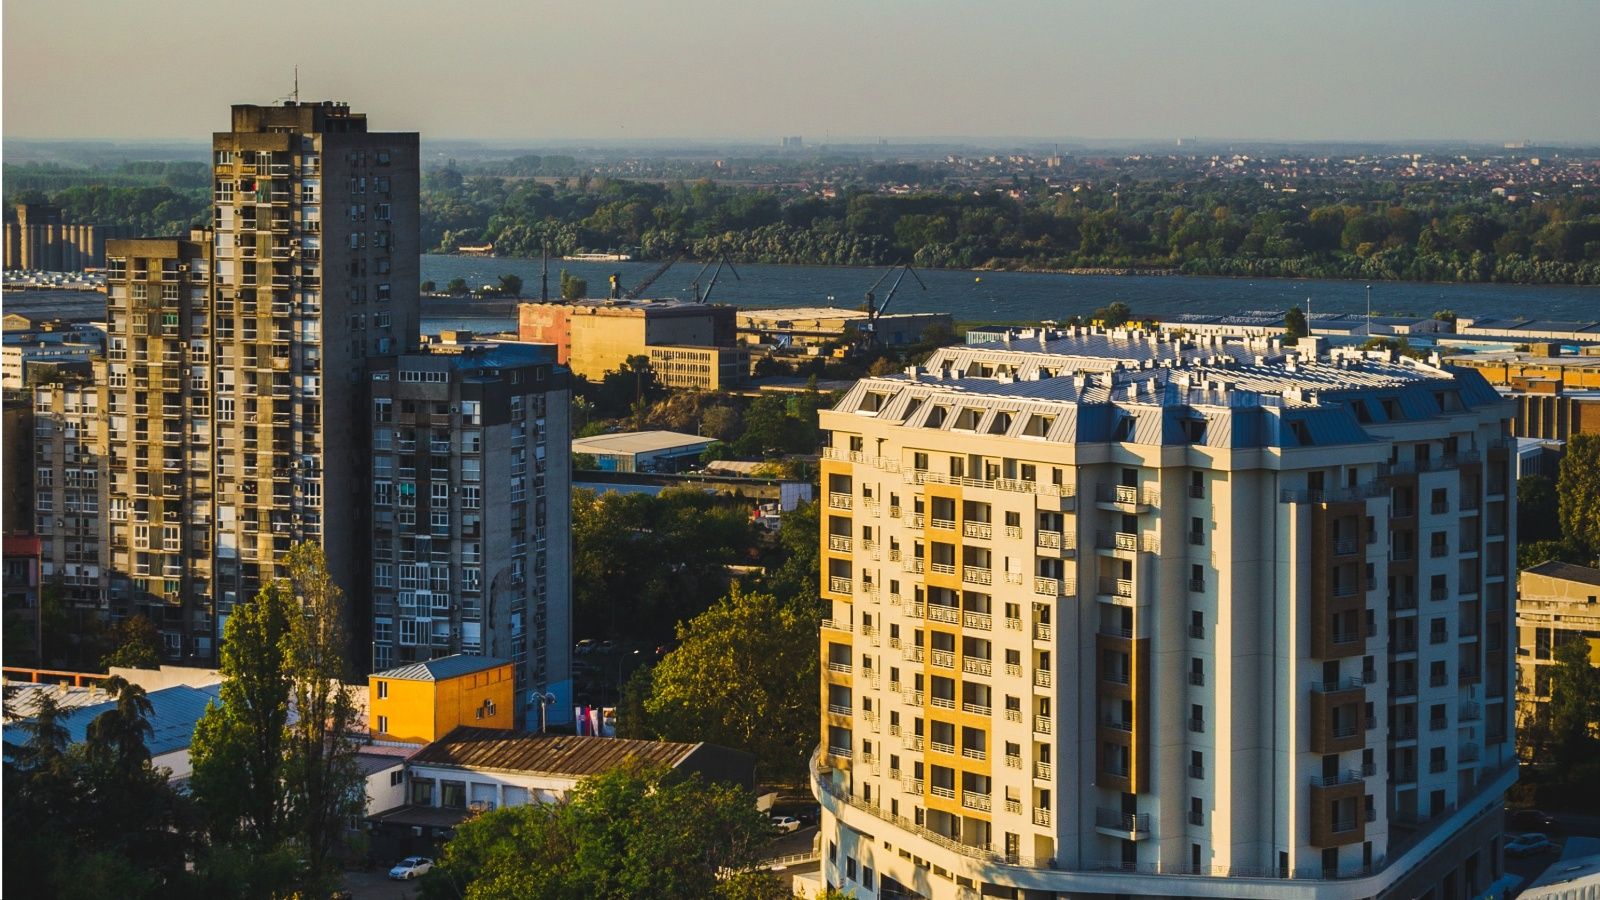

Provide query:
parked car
left=770, top=815, right=802, bottom=834
left=1506, top=833, right=1557, bottom=857
left=599, top=639, right=616, bottom=653
left=388, top=856, right=434, bottom=879
left=1508, top=808, right=1559, bottom=831
left=575, top=639, right=596, bottom=656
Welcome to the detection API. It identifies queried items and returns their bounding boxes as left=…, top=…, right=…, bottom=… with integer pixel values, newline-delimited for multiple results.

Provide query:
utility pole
left=541, top=235, right=549, bottom=301
left=1365, top=284, right=1373, bottom=337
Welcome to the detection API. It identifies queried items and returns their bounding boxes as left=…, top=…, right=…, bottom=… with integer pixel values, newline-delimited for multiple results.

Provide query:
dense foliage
left=3, top=680, right=194, bottom=899
left=421, top=762, right=782, bottom=900
left=570, top=487, right=763, bottom=641
left=419, top=170, right=1600, bottom=284
left=188, top=544, right=365, bottom=896
left=641, top=585, right=820, bottom=782
left=4, top=162, right=210, bottom=238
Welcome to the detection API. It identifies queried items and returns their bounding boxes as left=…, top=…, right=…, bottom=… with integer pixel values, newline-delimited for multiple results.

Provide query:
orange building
left=368, top=655, right=515, bottom=744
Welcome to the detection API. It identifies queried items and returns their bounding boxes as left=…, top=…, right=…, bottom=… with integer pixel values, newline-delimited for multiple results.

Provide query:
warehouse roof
left=571, top=430, right=713, bottom=457
left=410, top=727, right=701, bottom=778
left=1525, top=561, right=1600, bottom=587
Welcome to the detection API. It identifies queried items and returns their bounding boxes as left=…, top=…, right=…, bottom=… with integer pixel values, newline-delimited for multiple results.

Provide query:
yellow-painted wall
left=368, top=662, right=515, bottom=743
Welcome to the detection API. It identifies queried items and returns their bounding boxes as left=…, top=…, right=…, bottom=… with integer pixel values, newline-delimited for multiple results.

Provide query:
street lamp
left=615, top=649, right=641, bottom=705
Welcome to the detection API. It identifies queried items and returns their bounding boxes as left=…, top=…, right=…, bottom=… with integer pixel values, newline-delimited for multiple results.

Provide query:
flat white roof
left=571, top=430, right=714, bottom=457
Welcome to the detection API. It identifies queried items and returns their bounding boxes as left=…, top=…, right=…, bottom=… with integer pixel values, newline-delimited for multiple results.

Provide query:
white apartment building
left=814, top=329, right=1516, bottom=900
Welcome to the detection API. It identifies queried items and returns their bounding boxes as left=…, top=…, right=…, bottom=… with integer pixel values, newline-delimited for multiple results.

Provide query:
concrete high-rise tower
left=103, top=102, right=419, bottom=663
left=207, top=102, right=418, bottom=650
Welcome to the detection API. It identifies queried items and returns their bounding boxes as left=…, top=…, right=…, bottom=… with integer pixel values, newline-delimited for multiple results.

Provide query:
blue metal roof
left=3, top=682, right=222, bottom=762
left=372, top=654, right=509, bottom=682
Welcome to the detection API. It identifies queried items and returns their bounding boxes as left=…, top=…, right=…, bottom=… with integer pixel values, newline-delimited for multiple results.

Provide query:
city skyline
left=4, top=1, right=1600, bottom=144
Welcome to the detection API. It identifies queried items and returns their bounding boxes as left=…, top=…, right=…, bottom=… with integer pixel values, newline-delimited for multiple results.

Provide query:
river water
left=422, top=254, right=1597, bottom=333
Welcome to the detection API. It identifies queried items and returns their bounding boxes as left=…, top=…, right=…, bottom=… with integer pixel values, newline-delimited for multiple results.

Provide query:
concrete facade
left=4, top=203, right=137, bottom=271
left=27, top=363, right=110, bottom=613
left=813, top=328, right=1517, bottom=900
left=366, top=342, right=572, bottom=725
left=1515, top=562, right=1600, bottom=725
left=208, top=102, right=420, bottom=662
left=515, top=298, right=740, bottom=389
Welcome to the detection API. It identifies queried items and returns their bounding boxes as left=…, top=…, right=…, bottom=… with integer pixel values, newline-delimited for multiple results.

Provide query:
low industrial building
left=366, top=726, right=756, bottom=859
left=368, top=655, right=516, bottom=745
left=515, top=298, right=742, bottom=390
left=735, top=306, right=952, bottom=350
left=1516, top=561, right=1600, bottom=721
left=571, top=430, right=716, bottom=473
left=1, top=681, right=221, bottom=780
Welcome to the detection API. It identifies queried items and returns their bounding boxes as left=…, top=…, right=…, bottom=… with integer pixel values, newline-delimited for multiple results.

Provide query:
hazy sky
left=5, top=0, right=1598, bottom=144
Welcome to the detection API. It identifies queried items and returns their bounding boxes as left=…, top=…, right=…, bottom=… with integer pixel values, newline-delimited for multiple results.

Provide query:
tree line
left=420, top=168, right=1600, bottom=284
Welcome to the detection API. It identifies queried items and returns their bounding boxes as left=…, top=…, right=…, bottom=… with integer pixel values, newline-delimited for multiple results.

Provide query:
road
left=341, top=869, right=422, bottom=900
left=1503, top=807, right=1600, bottom=893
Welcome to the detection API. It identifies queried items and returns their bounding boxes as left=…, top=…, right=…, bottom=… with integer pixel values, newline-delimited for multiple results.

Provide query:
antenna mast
left=293, top=66, right=299, bottom=103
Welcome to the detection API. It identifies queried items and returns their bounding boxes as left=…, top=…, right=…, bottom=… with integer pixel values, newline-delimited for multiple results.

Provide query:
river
left=420, top=254, right=1599, bottom=335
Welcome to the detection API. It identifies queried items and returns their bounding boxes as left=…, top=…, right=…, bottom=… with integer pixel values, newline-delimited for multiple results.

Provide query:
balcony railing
left=963, top=522, right=992, bottom=540
left=963, top=658, right=992, bottom=677
left=1034, top=670, right=1052, bottom=688
left=828, top=535, right=852, bottom=552
left=1095, top=808, right=1151, bottom=835
left=828, top=492, right=853, bottom=510
left=1034, top=715, right=1052, bottom=734
left=963, top=610, right=992, bottom=631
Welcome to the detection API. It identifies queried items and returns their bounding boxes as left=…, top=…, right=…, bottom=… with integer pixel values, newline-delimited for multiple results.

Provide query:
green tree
left=189, top=543, right=365, bottom=894
left=3, top=680, right=194, bottom=899
left=1558, top=433, right=1600, bottom=560
left=497, top=273, right=524, bottom=297
left=447, top=277, right=470, bottom=296
left=101, top=613, right=163, bottom=670
left=560, top=268, right=588, bottom=300
left=423, top=762, right=774, bottom=900
left=281, top=544, right=365, bottom=885
left=1093, top=301, right=1133, bottom=327
left=644, top=586, right=819, bottom=781
left=1547, top=634, right=1600, bottom=763
left=1284, top=305, right=1309, bottom=339
left=1520, top=538, right=1584, bottom=570
left=420, top=279, right=437, bottom=293
left=1518, top=475, right=1561, bottom=544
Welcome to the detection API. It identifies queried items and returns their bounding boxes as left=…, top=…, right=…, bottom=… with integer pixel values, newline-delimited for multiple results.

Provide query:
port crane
left=859, top=263, right=926, bottom=351
left=689, top=250, right=741, bottom=303
left=610, top=254, right=682, bottom=300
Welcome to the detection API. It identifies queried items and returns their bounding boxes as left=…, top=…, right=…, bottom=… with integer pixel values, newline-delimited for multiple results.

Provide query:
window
left=461, top=486, right=481, bottom=509
left=410, top=777, right=435, bottom=805
left=440, top=780, right=467, bottom=809
left=390, top=770, right=404, bottom=787
left=376, top=715, right=389, bottom=733
left=377, top=680, right=389, bottom=699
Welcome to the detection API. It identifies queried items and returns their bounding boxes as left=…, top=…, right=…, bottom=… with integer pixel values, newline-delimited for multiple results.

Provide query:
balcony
left=827, top=535, right=852, bottom=553
left=1033, top=809, right=1052, bottom=827
left=930, top=517, right=956, bottom=531
left=1034, top=670, right=1052, bottom=688
left=1035, top=576, right=1063, bottom=596
left=963, top=522, right=992, bottom=540
left=1095, top=483, right=1151, bottom=512
left=828, top=492, right=852, bottom=510
left=828, top=576, right=853, bottom=595
left=1033, top=623, right=1052, bottom=641
left=962, top=566, right=993, bottom=586
left=1095, top=808, right=1151, bottom=839
left=962, top=610, right=992, bottom=631
left=1034, top=715, right=1051, bottom=735
left=961, top=791, right=991, bottom=812
left=931, top=649, right=955, bottom=669
left=926, top=604, right=959, bottom=624
left=1034, top=761, right=1052, bottom=780
left=963, top=657, right=992, bottom=677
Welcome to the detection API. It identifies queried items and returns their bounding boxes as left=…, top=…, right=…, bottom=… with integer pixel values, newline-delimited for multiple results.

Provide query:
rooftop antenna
left=293, top=66, right=299, bottom=104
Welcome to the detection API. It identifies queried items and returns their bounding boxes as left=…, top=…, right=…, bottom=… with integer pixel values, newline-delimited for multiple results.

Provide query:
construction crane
left=689, top=250, right=740, bottom=303
left=614, top=253, right=682, bottom=300
left=859, top=263, right=926, bottom=351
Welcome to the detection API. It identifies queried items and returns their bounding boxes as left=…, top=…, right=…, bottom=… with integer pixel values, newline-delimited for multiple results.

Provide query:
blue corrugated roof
left=372, top=654, right=509, bottom=682
left=3, top=682, right=221, bottom=761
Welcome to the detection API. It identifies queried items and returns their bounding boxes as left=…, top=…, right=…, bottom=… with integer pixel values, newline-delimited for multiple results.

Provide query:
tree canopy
left=421, top=762, right=778, bottom=900
left=641, top=585, right=820, bottom=781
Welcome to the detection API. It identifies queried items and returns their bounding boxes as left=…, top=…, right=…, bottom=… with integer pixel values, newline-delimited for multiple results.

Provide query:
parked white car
left=388, top=856, right=434, bottom=879
left=770, top=815, right=802, bottom=834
